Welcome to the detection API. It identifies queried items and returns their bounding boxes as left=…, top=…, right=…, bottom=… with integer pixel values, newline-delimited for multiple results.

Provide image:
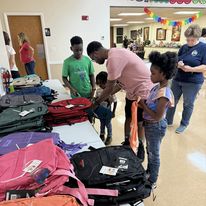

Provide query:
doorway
left=6, top=15, right=48, bottom=80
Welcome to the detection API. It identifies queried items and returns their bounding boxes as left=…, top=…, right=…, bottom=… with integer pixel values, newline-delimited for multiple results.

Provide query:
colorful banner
left=130, top=0, right=206, bottom=5
left=144, top=7, right=202, bottom=26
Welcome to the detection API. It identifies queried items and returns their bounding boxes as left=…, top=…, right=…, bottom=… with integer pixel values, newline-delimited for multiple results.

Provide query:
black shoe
left=121, top=138, right=130, bottom=146
left=137, top=141, right=145, bottom=162
left=105, top=136, right=112, bottom=145
left=100, top=134, right=105, bottom=142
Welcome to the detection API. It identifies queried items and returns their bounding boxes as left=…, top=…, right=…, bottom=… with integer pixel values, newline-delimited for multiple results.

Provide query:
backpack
left=0, top=132, right=87, bottom=158
left=12, top=74, right=41, bottom=88
left=0, top=139, right=117, bottom=205
left=0, top=132, right=60, bottom=156
left=0, top=94, right=44, bottom=108
left=45, top=98, right=92, bottom=126
left=11, top=86, right=57, bottom=102
left=71, top=145, right=151, bottom=205
left=0, top=195, right=80, bottom=206
left=0, top=103, right=48, bottom=136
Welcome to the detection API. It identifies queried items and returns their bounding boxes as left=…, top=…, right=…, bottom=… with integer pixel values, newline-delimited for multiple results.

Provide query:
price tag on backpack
left=65, top=104, right=75, bottom=109
left=99, top=166, right=118, bottom=176
left=19, top=109, right=34, bottom=117
left=23, top=160, right=42, bottom=173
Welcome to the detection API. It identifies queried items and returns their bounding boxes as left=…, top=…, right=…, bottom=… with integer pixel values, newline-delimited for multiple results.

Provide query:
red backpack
left=45, top=98, right=92, bottom=126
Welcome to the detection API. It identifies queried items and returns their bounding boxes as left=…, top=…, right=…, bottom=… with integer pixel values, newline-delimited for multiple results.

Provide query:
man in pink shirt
left=87, top=41, right=153, bottom=158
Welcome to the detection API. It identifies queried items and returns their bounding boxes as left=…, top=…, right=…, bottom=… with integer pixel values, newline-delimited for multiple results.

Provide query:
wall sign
left=45, top=28, right=51, bottom=37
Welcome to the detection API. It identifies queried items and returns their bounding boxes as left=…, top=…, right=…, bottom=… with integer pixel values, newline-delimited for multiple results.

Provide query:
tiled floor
left=94, top=83, right=206, bottom=206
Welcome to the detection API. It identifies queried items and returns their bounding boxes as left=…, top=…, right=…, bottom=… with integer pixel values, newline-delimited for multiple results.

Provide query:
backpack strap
left=51, top=169, right=92, bottom=206
left=58, top=186, right=94, bottom=206
left=129, top=100, right=139, bottom=154
left=52, top=169, right=118, bottom=205
left=86, top=188, right=118, bottom=197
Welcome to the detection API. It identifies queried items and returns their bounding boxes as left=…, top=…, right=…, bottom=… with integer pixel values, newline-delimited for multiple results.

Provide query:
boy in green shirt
left=62, top=36, right=95, bottom=99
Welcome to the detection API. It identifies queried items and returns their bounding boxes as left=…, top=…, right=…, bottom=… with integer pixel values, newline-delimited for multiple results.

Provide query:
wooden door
left=7, top=16, right=48, bottom=80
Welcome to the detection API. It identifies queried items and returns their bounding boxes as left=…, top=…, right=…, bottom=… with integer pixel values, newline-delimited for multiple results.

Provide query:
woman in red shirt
left=18, top=32, right=35, bottom=75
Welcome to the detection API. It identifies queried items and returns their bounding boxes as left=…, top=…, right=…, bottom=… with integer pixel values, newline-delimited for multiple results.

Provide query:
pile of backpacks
left=0, top=74, right=152, bottom=205
left=0, top=74, right=93, bottom=136
left=0, top=136, right=151, bottom=206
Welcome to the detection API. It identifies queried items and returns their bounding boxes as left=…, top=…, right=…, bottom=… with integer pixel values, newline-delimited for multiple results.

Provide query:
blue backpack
left=11, top=86, right=57, bottom=102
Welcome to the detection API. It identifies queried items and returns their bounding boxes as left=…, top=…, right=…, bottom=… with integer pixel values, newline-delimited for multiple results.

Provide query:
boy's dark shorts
left=125, top=98, right=143, bottom=122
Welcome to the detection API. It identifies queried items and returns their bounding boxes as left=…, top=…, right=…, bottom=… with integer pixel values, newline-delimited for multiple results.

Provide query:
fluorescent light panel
left=113, top=24, right=128, bottom=27
left=127, top=21, right=144, bottom=24
left=174, top=11, right=199, bottom=15
left=110, top=18, right=122, bottom=21
left=118, top=13, right=145, bottom=16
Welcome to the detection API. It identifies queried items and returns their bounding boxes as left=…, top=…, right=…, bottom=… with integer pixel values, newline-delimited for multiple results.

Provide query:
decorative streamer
left=144, top=7, right=202, bottom=26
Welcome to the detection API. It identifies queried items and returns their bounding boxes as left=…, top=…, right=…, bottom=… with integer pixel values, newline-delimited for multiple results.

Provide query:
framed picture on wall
left=143, top=27, right=149, bottom=41
left=156, top=28, right=166, bottom=40
left=131, top=30, right=138, bottom=40
left=171, top=26, right=181, bottom=41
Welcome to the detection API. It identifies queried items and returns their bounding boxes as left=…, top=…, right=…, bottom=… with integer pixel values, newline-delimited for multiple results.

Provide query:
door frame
left=4, top=12, right=51, bottom=79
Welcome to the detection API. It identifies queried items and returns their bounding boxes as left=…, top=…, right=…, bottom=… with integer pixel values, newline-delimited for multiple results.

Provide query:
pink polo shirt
left=19, top=42, right=34, bottom=64
left=107, top=48, right=153, bottom=100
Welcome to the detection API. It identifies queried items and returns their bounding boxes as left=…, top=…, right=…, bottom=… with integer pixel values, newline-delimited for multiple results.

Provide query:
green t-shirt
left=62, top=55, right=94, bottom=98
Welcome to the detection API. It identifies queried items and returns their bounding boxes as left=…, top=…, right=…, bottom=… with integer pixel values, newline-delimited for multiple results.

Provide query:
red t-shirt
left=19, top=42, right=34, bottom=64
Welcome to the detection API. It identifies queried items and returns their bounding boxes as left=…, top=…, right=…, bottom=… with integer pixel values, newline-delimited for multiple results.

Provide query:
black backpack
left=71, top=146, right=151, bottom=206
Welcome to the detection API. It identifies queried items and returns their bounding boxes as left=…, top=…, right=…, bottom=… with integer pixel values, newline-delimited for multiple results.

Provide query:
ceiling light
left=127, top=21, right=144, bottom=24
left=174, top=11, right=199, bottom=15
left=145, top=18, right=153, bottom=20
left=113, top=24, right=128, bottom=27
left=110, top=18, right=122, bottom=21
left=118, top=13, right=145, bottom=16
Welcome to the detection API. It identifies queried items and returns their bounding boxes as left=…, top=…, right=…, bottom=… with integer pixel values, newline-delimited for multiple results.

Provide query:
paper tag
left=99, top=166, right=118, bottom=176
left=19, top=109, right=34, bottom=117
left=65, top=104, right=75, bottom=109
left=23, top=160, right=42, bottom=173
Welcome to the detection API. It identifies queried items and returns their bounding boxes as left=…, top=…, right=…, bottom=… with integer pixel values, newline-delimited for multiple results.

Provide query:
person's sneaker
left=121, top=138, right=130, bottom=146
left=105, top=136, right=112, bottom=145
left=137, top=141, right=145, bottom=162
left=148, top=180, right=157, bottom=190
left=151, top=182, right=157, bottom=190
left=100, top=134, right=105, bottom=142
left=175, top=125, right=187, bottom=134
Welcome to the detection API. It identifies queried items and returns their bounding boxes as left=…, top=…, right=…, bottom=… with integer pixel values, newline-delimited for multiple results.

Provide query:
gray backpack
left=0, top=94, right=44, bottom=108
left=0, top=103, right=48, bottom=136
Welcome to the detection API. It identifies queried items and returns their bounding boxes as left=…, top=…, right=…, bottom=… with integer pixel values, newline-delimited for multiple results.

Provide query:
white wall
left=0, top=0, right=110, bottom=64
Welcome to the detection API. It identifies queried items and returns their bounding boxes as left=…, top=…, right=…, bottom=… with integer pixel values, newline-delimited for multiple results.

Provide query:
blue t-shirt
left=143, top=85, right=174, bottom=121
left=174, top=42, right=206, bottom=84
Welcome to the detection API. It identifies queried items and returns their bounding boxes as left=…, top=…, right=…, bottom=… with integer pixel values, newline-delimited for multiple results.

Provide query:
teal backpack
left=0, top=103, right=48, bottom=136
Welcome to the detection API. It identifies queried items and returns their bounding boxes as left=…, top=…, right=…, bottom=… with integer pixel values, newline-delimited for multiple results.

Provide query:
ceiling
left=110, top=7, right=206, bottom=26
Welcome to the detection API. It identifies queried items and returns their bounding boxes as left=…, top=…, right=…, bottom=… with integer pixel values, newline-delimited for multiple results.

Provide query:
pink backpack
left=0, top=139, right=117, bottom=205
